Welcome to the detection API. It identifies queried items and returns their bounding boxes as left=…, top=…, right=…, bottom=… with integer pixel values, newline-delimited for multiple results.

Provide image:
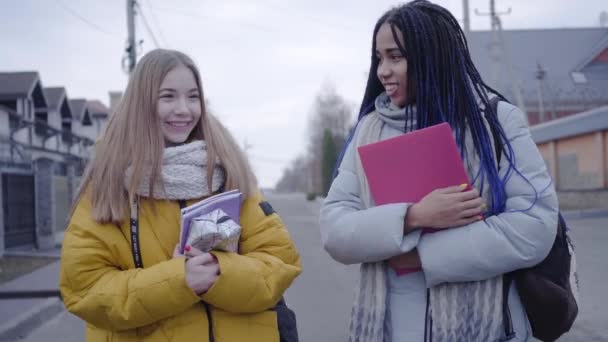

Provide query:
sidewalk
left=0, top=251, right=63, bottom=342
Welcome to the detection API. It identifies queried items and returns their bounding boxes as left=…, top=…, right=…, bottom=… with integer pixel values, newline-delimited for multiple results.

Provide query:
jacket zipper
left=204, top=303, right=215, bottom=342
left=424, top=289, right=432, bottom=342
left=180, top=200, right=215, bottom=342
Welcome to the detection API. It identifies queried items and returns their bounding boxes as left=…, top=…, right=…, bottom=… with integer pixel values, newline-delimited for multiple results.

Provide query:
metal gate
left=3, top=173, right=36, bottom=248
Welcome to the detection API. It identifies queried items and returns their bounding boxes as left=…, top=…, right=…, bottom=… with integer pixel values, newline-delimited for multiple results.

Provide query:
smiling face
left=375, top=23, right=409, bottom=107
left=156, top=64, right=202, bottom=145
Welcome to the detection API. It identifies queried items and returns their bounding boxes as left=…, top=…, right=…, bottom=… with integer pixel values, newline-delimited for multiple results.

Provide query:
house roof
left=0, top=72, right=40, bottom=99
left=531, top=105, right=608, bottom=144
left=86, top=100, right=110, bottom=119
left=573, top=33, right=608, bottom=71
left=43, top=87, right=67, bottom=111
left=69, top=99, right=88, bottom=121
left=468, top=27, right=608, bottom=104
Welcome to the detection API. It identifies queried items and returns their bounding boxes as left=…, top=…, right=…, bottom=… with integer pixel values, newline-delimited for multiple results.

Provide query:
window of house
left=82, top=111, right=93, bottom=126
left=0, top=100, right=17, bottom=110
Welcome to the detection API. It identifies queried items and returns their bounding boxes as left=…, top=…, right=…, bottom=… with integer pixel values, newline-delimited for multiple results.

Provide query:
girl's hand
left=405, top=184, right=486, bottom=231
left=181, top=246, right=219, bottom=295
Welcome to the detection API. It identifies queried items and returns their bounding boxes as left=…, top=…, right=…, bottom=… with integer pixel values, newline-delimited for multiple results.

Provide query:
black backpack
left=274, top=297, right=299, bottom=342
left=485, top=97, right=579, bottom=342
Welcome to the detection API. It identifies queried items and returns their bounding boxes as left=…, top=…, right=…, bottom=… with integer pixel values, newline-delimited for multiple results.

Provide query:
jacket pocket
left=86, top=324, right=112, bottom=342
left=213, top=309, right=279, bottom=341
left=250, top=310, right=278, bottom=328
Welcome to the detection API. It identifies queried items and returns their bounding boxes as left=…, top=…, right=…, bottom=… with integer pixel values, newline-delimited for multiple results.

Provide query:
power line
left=55, top=0, right=119, bottom=37
left=143, top=0, right=168, bottom=47
left=256, top=0, right=358, bottom=33
left=143, top=3, right=352, bottom=39
left=136, top=2, right=161, bottom=48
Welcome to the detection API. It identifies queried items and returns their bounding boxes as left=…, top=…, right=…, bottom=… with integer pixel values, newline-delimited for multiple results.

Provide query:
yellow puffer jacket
left=60, top=193, right=302, bottom=341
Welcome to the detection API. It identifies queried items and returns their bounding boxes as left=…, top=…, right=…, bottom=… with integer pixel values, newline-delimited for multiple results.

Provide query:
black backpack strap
left=501, top=274, right=516, bottom=340
left=274, top=297, right=299, bottom=342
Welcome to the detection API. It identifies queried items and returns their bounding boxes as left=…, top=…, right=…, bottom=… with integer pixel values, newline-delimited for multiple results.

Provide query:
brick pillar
left=67, top=162, right=77, bottom=202
left=34, top=158, right=55, bottom=249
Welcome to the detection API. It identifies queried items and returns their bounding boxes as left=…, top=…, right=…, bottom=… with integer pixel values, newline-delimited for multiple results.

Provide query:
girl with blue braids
left=319, top=1, right=558, bottom=341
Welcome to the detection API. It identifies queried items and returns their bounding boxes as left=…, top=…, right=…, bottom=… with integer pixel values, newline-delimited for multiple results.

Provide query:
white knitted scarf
left=124, top=140, right=225, bottom=200
left=348, top=99, right=504, bottom=342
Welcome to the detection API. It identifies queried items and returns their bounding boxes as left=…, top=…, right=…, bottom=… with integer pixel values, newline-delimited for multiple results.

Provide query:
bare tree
left=275, top=81, right=354, bottom=193
left=275, top=155, right=310, bottom=193
left=305, top=82, right=353, bottom=194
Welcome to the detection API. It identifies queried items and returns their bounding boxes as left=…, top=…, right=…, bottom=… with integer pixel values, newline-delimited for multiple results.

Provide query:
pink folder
left=357, top=122, right=470, bottom=205
left=357, top=122, right=471, bottom=276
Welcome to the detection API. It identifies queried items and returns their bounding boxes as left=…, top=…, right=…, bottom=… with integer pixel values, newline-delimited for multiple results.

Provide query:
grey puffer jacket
left=320, top=101, right=559, bottom=341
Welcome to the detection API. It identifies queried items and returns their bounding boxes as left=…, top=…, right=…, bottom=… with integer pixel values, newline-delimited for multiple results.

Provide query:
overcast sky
left=1, top=0, right=607, bottom=187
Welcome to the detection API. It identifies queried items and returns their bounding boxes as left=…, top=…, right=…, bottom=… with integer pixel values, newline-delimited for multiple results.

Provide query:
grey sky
left=1, top=0, right=606, bottom=187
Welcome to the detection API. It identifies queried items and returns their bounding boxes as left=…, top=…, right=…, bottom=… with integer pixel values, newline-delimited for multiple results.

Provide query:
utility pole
left=536, top=63, right=546, bottom=123
left=476, top=0, right=527, bottom=120
left=462, top=0, right=471, bottom=37
left=125, top=0, right=137, bottom=74
left=476, top=0, right=510, bottom=86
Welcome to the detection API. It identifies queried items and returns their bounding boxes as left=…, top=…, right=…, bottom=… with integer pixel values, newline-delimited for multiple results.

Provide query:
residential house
left=532, top=105, right=608, bottom=209
left=68, top=98, right=96, bottom=156
left=469, top=27, right=608, bottom=125
left=0, top=72, right=48, bottom=157
left=468, top=27, right=608, bottom=207
left=0, top=71, right=106, bottom=253
left=43, top=87, right=73, bottom=154
left=86, top=99, right=110, bottom=139
left=108, top=91, right=122, bottom=112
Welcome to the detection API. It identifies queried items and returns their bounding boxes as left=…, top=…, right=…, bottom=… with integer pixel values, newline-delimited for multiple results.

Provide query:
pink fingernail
left=185, top=246, right=191, bottom=252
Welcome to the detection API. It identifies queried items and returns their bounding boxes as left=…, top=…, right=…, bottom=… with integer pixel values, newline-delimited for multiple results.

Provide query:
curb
left=3, top=251, right=61, bottom=258
left=0, top=298, right=64, bottom=342
left=562, top=208, right=608, bottom=220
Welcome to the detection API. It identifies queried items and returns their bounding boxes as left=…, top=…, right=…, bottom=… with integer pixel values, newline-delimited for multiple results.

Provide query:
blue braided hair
left=335, top=0, right=523, bottom=215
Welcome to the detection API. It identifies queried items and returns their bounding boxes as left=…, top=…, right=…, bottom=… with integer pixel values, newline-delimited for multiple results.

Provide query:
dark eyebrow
left=375, top=47, right=402, bottom=55
left=158, top=88, right=199, bottom=93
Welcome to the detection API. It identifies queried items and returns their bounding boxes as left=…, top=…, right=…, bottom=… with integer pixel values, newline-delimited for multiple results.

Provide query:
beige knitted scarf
left=124, top=140, right=225, bottom=200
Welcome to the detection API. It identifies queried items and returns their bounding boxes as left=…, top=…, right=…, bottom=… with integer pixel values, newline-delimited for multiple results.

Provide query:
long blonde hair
left=74, top=49, right=257, bottom=223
